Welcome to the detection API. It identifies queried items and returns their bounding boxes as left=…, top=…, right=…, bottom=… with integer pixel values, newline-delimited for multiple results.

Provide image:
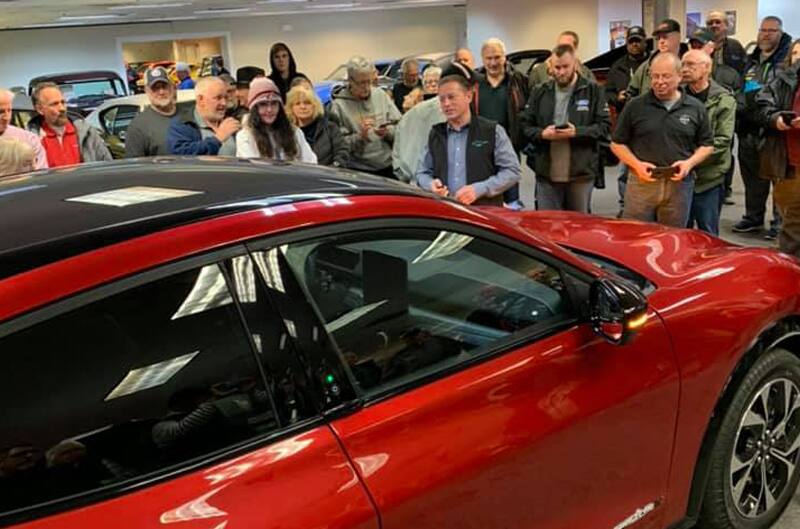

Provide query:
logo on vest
left=471, top=140, right=489, bottom=148
left=576, top=99, right=590, bottom=112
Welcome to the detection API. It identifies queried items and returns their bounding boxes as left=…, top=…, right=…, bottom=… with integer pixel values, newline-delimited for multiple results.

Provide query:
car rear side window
left=0, top=263, right=289, bottom=517
left=269, top=228, right=573, bottom=396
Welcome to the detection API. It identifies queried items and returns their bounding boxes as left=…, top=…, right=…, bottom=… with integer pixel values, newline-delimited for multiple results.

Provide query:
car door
left=249, top=219, right=681, bottom=529
left=0, top=250, right=377, bottom=529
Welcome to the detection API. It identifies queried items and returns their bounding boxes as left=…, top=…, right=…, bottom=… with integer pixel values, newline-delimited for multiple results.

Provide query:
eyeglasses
left=682, top=61, right=705, bottom=68
left=759, top=28, right=781, bottom=34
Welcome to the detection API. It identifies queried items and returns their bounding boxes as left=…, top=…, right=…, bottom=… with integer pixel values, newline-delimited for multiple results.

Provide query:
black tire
left=699, top=348, right=800, bottom=529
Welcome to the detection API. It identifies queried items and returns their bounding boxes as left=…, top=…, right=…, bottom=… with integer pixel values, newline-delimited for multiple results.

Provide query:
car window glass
left=112, top=105, right=140, bottom=137
left=275, top=228, right=572, bottom=396
left=0, top=263, right=283, bottom=516
left=100, top=106, right=118, bottom=134
left=223, top=255, right=317, bottom=425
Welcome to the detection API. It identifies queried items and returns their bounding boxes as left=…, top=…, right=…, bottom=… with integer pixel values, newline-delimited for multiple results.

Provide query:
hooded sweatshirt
left=267, top=43, right=307, bottom=101
left=329, top=86, right=402, bottom=173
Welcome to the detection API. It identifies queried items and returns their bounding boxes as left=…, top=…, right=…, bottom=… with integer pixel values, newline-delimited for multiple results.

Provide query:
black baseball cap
left=653, top=18, right=681, bottom=36
left=440, top=61, right=480, bottom=85
left=689, top=28, right=714, bottom=45
left=144, top=67, right=170, bottom=89
left=626, top=26, right=646, bottom=41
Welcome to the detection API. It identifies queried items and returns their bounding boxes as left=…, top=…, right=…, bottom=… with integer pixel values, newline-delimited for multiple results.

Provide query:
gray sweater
left=328, top=87, right=401, bottom=172
left=125, top=107, right=177, bottom=158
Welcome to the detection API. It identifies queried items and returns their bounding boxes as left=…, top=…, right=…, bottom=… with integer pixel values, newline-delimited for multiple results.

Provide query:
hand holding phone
left=649, top=166, right=679, bottom=180
left=780, top=112, right=797, bottom=126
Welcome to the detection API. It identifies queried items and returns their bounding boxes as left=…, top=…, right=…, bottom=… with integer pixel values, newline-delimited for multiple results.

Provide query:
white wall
left=467, top=0, right=600, bottom=64
left=758, top=0, right=800, bottom=41
left=0, top=6, right=466, bottom=90
left=596, top=0, right=642, bottom=54
left=687, top=0, right=759, bottom=47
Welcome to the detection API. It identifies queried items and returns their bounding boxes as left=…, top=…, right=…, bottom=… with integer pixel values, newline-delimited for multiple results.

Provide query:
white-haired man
left=329, top=55, right=402, bottom=178
left=167, top=76, right=240, bottom=156
left=477, top=37, right=529, bottom=209
left=0, top=89, right=47, bottom=169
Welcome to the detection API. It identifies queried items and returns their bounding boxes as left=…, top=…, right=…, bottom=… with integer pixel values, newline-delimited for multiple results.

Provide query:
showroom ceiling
left=0, top=0, right=464, bottom=30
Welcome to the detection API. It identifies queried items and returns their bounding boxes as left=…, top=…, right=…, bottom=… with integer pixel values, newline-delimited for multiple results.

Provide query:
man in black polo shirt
left=611, top=53, right=714, bottom=227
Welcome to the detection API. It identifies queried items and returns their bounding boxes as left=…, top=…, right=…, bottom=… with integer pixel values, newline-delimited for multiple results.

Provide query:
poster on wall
left=686, top=12, right=702, bottom=37
left=726, top=10, right=737, bottom=36
left=610, top=20, right=631, bottom=49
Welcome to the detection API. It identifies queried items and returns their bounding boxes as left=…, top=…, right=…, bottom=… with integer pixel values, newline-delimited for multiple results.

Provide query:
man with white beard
left=125, top=67, right=180, bottom=157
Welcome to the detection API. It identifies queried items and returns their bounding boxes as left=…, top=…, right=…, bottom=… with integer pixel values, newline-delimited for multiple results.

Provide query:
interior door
left=253, top=223, right=681, bottom=529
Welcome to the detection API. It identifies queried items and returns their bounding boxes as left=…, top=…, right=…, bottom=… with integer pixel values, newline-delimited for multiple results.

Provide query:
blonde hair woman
left=0, top=138, right=36, bottom=177
left=286, top=86, right=348, bottom=167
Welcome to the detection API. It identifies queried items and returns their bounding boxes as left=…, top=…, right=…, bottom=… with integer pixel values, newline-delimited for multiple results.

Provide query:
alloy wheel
left=729, top=378, right=800, bottom=518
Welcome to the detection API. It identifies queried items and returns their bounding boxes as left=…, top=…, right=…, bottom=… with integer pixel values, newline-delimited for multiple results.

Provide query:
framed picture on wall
left=686, top=12, right=702, bottom=36
left=610, top=20, right=631, bottom=49
left=726, top=10, right=737, bottom=36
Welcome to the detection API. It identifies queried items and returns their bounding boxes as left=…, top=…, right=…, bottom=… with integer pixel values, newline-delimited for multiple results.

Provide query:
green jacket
left=694, top=79, right=736, bottom=194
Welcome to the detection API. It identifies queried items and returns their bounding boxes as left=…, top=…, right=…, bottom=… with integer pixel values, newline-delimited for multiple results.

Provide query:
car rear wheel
left=700, top=348, right=800, bottom=529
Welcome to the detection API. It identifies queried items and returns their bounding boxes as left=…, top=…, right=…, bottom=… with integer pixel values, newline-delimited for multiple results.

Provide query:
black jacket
left=519, top=75, right=611, bottom=181
left=713, top=62, right=742, bottom=93
left=715, top=37, right=747, bottom=74
left=605, top=52, right=649, bottom=111
left=737, top=32, right=793, bottom=135
left=304, top=116, right=349, bottom=167
left=756, top=63, right=799, bottom=180
left=476, top=63, right=529, bottom=153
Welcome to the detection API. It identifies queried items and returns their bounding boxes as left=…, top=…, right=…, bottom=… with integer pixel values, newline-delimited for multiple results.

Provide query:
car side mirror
left=589, top=278, right=648, bottom=345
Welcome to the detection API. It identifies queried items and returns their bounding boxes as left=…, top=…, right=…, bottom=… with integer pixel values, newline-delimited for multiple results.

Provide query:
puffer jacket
left=756, top=63, right=799, bottom=181
left=28, top=115, right=112, bottom=163
left=305, top=115, right=349, bottom=167
left=694, top=80, right=737, bottom=193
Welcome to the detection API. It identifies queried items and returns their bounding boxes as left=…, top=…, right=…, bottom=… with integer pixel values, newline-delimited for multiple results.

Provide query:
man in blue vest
left=416, top=62, right=520, bottom=205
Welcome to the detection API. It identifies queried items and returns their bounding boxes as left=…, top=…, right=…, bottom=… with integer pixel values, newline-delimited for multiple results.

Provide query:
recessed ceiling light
left=109, top=2, right=192, bottom=10
left=58, top=14, right=126, bottom=21
left=304, top=2, right=359, bottom=9
left=194, top=7, right=251, bottom=14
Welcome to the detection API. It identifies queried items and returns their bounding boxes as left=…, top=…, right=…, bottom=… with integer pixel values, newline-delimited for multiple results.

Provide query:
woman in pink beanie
left=236, top=77, right=317, bottom=163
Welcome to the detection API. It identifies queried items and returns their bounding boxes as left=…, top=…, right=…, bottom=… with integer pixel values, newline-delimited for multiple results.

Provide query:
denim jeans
left=688, top=184, right=723, bottom=236
left=617, top=164, right=629, bottom=210
left=623, top=174, right=695, bottom=227
left=535, top=177, right=594, bottom=213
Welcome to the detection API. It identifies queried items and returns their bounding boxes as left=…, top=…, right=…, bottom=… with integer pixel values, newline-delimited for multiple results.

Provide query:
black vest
left=428, top=116, right=502, bottom=206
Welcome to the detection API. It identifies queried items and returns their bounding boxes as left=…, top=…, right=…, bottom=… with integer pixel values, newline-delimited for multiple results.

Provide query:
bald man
left=611, top=53, right=714, bottom=227
left=682, top=50, right=736, bottom=235
left=167, top=76, right=241, bottom=156
left=0, top=89, right=47, bottom=169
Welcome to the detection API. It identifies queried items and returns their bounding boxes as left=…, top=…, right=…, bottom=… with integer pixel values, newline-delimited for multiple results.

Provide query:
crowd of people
left=1, top=12, right=800, bottom=257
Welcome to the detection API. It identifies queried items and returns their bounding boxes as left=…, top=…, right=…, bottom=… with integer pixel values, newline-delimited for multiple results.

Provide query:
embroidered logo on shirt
left=678, top=114, right=692, bottom=126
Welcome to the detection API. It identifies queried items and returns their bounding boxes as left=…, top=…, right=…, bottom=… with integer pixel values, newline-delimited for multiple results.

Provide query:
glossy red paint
left=4, top=196, right=800, bottom=529
left=489, top=209, right=800, bottom=525
left=0, top=197, right=593, bottom=323
left=331, top=317, right=679, bottom=529
left=13, top=427, right=378, bottom=529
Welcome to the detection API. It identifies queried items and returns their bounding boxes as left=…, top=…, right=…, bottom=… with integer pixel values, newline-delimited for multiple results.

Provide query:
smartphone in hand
left=779, top=112, right=798, bottom=126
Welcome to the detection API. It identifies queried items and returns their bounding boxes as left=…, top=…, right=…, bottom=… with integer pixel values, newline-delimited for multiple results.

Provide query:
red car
left=1, top=159, right=799, bottom=529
